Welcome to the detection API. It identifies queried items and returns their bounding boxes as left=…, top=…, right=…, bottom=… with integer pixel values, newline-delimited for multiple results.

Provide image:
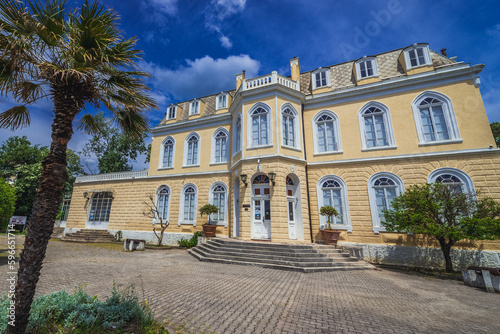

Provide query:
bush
left=0, top=284, right=168, bottom=333
left=177, top=231, right=203, bottom=248
left=0, top=180, right=16, bottom=231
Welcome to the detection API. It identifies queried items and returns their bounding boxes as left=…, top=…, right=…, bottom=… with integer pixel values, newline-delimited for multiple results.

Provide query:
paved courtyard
left=1, top=237, right=499, bottom=333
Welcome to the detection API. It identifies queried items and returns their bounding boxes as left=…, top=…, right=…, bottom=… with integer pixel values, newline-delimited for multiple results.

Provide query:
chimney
left=236, top=70, right=246, bottom=91
left=441, top=48, right=447, bottom=57
left=290, top=57, right=300, bottom=84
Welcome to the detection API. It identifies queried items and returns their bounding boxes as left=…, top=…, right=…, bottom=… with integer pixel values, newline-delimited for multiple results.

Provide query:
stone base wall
left=340, top=242, right=500, bottom=271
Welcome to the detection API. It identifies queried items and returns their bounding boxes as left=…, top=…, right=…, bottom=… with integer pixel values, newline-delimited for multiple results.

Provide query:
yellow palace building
left=65, top=43, right=500, bottom=267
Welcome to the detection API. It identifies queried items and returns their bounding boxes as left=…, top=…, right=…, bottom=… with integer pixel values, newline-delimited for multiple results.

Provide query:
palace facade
left=64, top=43, right=500, bottom=263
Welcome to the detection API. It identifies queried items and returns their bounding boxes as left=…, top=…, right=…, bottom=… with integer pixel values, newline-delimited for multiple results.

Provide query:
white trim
left=154, top=185, right=171, bottom=224
left=358, top=101, right=396, bottom=150
left=86, top=191, right=113, bottom=229
left=275, top=95, right=279, bottom=155
left=166, top=105, right=177, bottom=120
left=183, top=132, right=201, bottom=167
left=312, top=110, right=342, bottom=155
left=280, top=102, right=301, bottom=150
left=411, top=90, right=461, bottom=145
left=403, top=44, right=432, bottom=71
left=208, top=181, right=229, bottom=227
left=230, top=154, right=307, bottom=170
left=307, top=147, right=500, bottom=166
left=311, top=67, right=331, bottom=90
left=367, top=173, right=404, bottom=234
left=189, top=99, right=200, bottom=115
left=427, top=167, right=475, bottom=194
left=158, top=136, right=175, bottom=169
left=247, top=102, right=273, bottom=149
left=232, top=113, right=242, bottom=157
left=316, top=175, right=352, bottom=232
left=354, top=56, right=379, bottom=80
left=152, top=113, right=231, bottom=135
left=178, top=183, right=198, bottom=226
left=211, top=127, right=230, bottom=164
left=216, top=92, right=228, bottom=110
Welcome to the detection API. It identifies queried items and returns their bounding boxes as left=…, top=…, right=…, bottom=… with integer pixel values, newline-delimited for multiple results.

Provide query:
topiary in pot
left=319, top=206, right=341, bottom=246
left=319, top=206, right=338, bottom=230
left=199, top=204, right=219, bottom=237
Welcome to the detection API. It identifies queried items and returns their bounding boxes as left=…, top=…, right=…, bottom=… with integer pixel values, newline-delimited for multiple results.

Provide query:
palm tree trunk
left=8, top=93, right=78, bottom=334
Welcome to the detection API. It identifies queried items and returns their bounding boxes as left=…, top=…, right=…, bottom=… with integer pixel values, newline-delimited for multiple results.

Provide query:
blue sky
left=1, top=0, right=500, bottom=171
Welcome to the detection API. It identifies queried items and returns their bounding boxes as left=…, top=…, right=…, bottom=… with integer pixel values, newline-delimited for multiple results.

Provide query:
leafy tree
left=383, top=183, right=500, bottom=272
left=0, top=1, right=157, bottom=332
left=81, top=112, right=147, bottom=174
left=490, top=122, right=500, bottom=147
left=0, top=179, right=16, bottom=230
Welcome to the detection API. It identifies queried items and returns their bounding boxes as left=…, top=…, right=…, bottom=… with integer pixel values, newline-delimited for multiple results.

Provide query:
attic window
left=167, top=105, right=176, bottom=120
left=189, top=100, right=200, bottom=115
left=311, top=68, right=331, bottom=90
left=355, top=57, right=378, bottom=79
left=216, top=93, right=228, bottom=110
left=403, top=44, right=432, bottom=70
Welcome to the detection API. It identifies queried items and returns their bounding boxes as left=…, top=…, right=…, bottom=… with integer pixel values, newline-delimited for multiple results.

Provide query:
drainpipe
left=300, top=103, right=314, bottom=243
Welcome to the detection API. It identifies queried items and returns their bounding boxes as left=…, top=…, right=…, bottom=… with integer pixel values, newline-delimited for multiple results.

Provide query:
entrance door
left=287, top=198, right=297, bottom=240
left=251, top=175, right=271, bottom=240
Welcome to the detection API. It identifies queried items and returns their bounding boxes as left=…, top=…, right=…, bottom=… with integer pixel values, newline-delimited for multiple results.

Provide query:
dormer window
left=311, top=68, right=331, bottom=90
left=355, top=57, right=378, bottom=79
left=167, top=105, right=176, bottom=120
left=189, top=100, right=200, bottom=115
left=216, top=93, right=228, bottom=110
left=403, top=44, right=432, bottom=70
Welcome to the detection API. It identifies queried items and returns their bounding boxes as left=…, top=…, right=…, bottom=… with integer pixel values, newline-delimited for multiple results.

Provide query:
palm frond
left=0, top=104, right=30, bottom=129
left=113, top=109, right=149, bottom=139
left=75, top=113, right=104, bottom=135
left=12, top=81, right=46, bottom=103
left=28, top=0, right=67, bottom=47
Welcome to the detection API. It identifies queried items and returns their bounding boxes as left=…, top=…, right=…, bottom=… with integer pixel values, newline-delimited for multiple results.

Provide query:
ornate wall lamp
left=240, top=174, right=248, bottom=187
left=268, top=172, right=276, bottom=186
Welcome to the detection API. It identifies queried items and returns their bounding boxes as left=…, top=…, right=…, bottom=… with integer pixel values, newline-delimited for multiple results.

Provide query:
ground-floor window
left=316, top=176, right=352, bottom=231
left=368, top=173, right=404, bottom=234
left=88, top=192, right=113, bottom=222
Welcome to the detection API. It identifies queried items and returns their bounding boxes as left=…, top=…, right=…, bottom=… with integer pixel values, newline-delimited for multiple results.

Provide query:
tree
left=0, top=1, right=157, bottom=332
left=143, top=194, right=169, bottom=246
left=0, top=179, right=16, bottom=230
left=81, top=112, right=147, bottom=174
left=199, top=204, right=219, bottom=225
left=319, top=206, right=339, bottom=230
left=383, top=182, right=500, bottom=272
left=490, top=122, right=500, bottom=148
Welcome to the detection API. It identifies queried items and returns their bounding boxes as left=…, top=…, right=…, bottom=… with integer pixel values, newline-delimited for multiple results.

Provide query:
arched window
left=358, top=102, right=395, bottom=150
left=179, top=184, right=197, bottom=225
left=247, top=104, right=272, bottom=148
left=368, top=173, right=404, bottom=233
left=160, top=136, right=175, bottom=168
left=428, top=168, right=475, bottom=195
left=209, top=183, right=228, bottom=226
left=212, top=128, right=229, bottom=163
left=253, top=175, right=270, bottom=184
left=316, top=176, right=351, bottom=231
left=234, top=115, right=242, bottom=154
left=313, top=111, right=342, bottom=154
left=184, top=133, right=200, bottom=166
left=412, top=92, right=460, bottom=145
left=88, top=192, right=113, bottom=223
left=156, top=186, right=170, bottom=221
left=281, top=105, right=299, bottom=148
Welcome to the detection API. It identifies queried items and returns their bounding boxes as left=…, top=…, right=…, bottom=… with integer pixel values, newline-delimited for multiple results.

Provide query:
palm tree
left=0, top=1, right=157, bottom=332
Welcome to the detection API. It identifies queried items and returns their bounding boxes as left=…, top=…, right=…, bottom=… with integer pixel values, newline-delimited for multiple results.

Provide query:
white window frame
left=316, top=175, right=352, bottom=232
left=403, top=43, right=432, bottom=70
left=216, top=92, right=228, bottom=110
left=60, top=199, right=71, bottom=222
left=358, top=101, right=396, bottom=151
left=166, top=105, right=177, bottom=120
left=87, top=192, right=113, bottom=224
left=183, top=132, right=200, bottom=167
left=154, top=185, right=170, bottom=224
left=367, top=172, right=404, bottom=234
left=312, top=110, right=342, bottom=155
left=412, top=91, right=461, bottom=146
left=355, top=56, right=379, bottom=80
left=280, top=103, right=301, bottom=150
left=189, top=99, right=200, bottom=115
left=247, top=102, right=273, bottom=149
left=208, top=182, right=229, bottom=227
left=233, top=113, right=242, bottom=155
left=158, top=136, right=175, bottom=169
left=211, top=127, right=229, bottom=164
left=178, top=183, right=198, bottom=226
left=428, top=168, right=475, bottom=194
left=311, top=67, right=331, bottom=90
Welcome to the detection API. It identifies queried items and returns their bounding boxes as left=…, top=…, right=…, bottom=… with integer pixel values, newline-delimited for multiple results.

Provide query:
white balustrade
left=241, top=71, right=299, bottom=92
left=75, top=170, right=149, bottom=183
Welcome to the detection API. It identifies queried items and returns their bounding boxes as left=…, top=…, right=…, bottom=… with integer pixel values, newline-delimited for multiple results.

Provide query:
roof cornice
left=151, top=112, right=231, bottom=134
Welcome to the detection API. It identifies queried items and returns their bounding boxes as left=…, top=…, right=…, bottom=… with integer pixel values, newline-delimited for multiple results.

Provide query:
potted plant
left=319, top=206, right=342, bottom=246
left=199, top=204, right=219, bottom=237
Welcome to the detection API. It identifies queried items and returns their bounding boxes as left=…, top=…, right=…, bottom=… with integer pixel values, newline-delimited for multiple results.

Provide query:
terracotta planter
left=203, top=224, right=217, bottom=237
left=320, top=230, right=341, bottom=246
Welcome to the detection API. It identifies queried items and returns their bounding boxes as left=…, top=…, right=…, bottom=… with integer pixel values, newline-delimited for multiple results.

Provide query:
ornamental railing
left=242, top=71, right=299, bottom=92
left=75, top=170, right=149, bottom=183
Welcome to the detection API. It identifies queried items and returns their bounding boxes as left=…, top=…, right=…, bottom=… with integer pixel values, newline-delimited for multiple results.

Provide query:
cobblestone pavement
left=1, top=237, right=499, bottom=333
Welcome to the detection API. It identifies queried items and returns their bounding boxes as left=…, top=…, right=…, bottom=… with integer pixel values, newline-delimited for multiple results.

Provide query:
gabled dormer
left=165, top=104, right=179, bottom=123
left=188, top=98, right=204, bottom=119
left=399, top=43, right=433, bottom=75
left=353, top=56, right=380, bottom=85
left=215, top=92, right=231, bottom=113
left=311, top=67, right=331, bottom=93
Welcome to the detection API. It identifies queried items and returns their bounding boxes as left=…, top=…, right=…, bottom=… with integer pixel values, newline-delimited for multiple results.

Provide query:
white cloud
left=205, top=0, right=247, bottom=49
left=143, top=0, right=178, bottom=16
left=219, top=35, right=233, bottom=49
left=141, top=54, right=260, bottom=105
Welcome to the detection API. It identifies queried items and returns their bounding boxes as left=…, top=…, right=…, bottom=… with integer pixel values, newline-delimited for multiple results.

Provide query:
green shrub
left=177, top=231, right=203, bottom=248
left=0, top=180, right=16, bottom=231
left=0, top=283, right=168, bottom=333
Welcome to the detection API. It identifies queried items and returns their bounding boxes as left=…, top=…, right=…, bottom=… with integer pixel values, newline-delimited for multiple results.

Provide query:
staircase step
left=61, top=229, right=115, bottom=243
left=202, top=242, right=324, bottom=257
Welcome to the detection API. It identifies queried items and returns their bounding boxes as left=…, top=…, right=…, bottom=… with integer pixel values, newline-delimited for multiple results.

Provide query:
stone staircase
left=50, top=227, right=65, bottom=239
left=61, top=229, right=116, bottom=243
left=189, top=238, right=374, bottom=272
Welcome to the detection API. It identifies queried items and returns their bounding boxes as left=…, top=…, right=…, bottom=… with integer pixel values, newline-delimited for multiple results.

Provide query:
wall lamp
left=240, top=174, right=248, bottom=187
left=268, top=172, right=276, bottom=186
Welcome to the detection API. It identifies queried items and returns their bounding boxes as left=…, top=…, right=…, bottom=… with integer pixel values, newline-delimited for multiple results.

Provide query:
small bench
left=123, top=239, right=146, bottom=251
left=462, top=266, right=500, bottom=293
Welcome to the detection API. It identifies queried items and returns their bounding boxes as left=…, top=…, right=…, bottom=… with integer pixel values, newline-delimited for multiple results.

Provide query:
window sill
left=182, top=164, right=200, bottom=168
left=281, top=145, right=301, bottom=152
left=247, top=144, right=273, bottom=150
left=313, top=150, right=343, bottom=156
left=210, top=161, right=228, bottom=166
left=320, top=224, right=352, bottom=233
left=418, top=139, right=463, bottom=147
left=361, top=145, right=397, bottom=152
left=206, top=221, right=228, bottom=228
left=158, top=166, right=174, bottom=171
left=178, top=221, right=197, bottom=227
